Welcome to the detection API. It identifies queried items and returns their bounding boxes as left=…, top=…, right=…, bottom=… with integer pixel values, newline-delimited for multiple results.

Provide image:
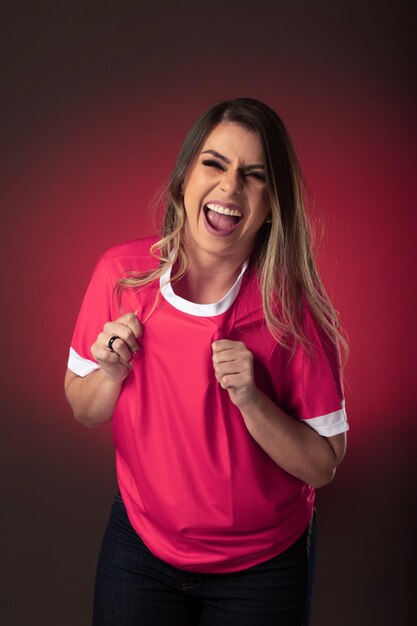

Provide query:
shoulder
left=100, top=235, right=160, bottom=275
left=300, top=297, right=339, bottom=356
left=102, top=235, right=159, bottom=262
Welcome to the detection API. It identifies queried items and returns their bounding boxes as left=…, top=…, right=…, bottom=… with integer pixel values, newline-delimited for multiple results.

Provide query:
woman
left=65, top=97, right=348, bottom=625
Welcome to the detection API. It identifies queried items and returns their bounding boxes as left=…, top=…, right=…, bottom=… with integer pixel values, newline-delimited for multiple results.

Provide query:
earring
left=265, top=215, right=272, bottom=224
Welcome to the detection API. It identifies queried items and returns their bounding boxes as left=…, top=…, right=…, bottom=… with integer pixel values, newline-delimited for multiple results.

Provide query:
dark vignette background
left=1, top=1, right=416, bottom=624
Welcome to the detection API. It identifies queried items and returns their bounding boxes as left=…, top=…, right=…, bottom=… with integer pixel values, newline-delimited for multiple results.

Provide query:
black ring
left=108, top=336, right=120, bottom=352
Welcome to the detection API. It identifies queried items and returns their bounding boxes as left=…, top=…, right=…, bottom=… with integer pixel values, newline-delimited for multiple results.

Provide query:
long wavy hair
left=118, top=97, right=347, bottom=357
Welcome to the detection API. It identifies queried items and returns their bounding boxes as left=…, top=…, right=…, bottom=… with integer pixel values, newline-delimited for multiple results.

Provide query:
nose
left=220, top=168, right=242, bottom=195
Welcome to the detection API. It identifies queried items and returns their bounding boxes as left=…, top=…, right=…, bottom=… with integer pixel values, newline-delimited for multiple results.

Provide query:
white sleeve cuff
left=303, top=401, right=349, bottom=436
left=68, top=347, right=100, bottom=377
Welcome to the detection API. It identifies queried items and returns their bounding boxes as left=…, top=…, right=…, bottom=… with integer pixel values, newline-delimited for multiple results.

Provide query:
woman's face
left=182, top=122, right=270, bottom=263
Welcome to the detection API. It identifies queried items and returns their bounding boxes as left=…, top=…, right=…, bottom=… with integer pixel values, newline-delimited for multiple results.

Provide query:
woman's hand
left=91, top=312, right=143, bottom=382
left=65, top=312, right=142, bottom=427
left=212, top=339, right=256, bottom=408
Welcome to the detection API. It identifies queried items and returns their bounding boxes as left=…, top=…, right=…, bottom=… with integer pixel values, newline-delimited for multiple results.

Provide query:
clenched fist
left=212, top=339, right=257, bottom=408
left=91, top=312, right=142, bottom=382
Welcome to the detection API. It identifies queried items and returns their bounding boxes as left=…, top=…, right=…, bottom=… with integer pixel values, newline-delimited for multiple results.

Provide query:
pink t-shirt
left=68, top=236, right=348, bottom=573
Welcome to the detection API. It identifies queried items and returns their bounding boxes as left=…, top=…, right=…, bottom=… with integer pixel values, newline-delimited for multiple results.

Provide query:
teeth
left=206, top=203, right=242, bottom=218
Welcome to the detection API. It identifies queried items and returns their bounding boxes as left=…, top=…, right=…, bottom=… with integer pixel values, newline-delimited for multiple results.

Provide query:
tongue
left=206, top=209, right=238, bottom=231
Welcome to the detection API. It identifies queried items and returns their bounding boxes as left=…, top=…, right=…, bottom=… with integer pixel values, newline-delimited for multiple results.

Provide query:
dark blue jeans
left=93, top=495, right=317, bottom=626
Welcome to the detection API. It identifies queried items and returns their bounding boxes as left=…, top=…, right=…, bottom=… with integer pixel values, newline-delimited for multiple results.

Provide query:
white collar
left=159, top=260, right=248, bottom=317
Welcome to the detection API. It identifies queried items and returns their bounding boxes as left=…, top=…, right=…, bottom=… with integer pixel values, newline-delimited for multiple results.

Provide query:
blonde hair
left=118, top=98, right=347, bottom=359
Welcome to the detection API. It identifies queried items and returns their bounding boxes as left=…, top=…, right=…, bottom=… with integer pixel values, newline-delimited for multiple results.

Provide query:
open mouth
left=203, top=203, right=242, bottom=234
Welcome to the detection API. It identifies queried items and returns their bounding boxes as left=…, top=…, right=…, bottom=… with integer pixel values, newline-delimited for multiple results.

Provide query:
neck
left=173, top=249, right=247, bottom=304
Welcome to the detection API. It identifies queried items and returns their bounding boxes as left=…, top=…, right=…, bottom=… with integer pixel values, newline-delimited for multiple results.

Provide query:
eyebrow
left=201, top=149, right=265, bottom=169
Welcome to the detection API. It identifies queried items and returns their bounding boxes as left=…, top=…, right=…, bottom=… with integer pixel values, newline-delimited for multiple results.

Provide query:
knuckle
left=125, top=312, right=136, bottom=324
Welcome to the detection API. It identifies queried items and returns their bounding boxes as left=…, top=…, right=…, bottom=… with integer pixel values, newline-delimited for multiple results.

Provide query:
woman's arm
left=238, top=390, right=346, bottom=488
left=212, top=339, right=346, bottom=488
left=65, top=367, right=126, bottom=427
left=65, top=312, right=142, bottom=427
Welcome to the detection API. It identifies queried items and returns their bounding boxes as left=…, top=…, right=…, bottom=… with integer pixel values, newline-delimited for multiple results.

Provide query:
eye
left=202, top=159, right=225, bottom=171
left=244, top=170, right=266, bottom=183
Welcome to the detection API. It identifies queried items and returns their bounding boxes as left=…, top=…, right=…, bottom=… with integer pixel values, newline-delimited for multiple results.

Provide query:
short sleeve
left=274, top=306, right=349, bottom=437
left=67, top=255, right=117, bottom=377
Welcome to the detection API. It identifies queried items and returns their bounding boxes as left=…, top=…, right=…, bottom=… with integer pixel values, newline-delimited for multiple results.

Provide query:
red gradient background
left=1, top=2, right=416, bottom=624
